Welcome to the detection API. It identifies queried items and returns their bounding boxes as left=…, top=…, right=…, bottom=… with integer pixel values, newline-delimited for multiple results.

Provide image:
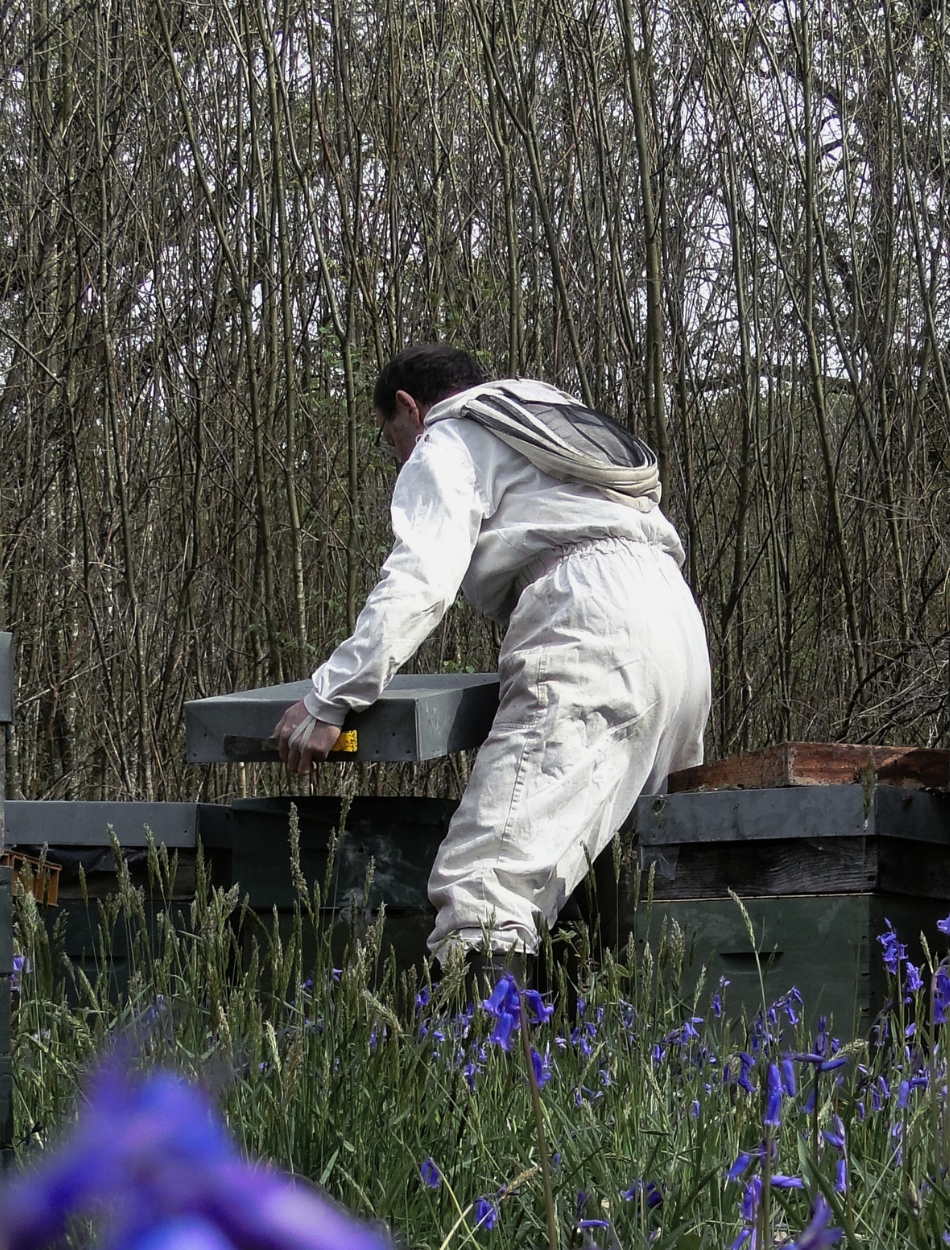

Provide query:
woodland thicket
left=1, top=0, right=948, bottom=800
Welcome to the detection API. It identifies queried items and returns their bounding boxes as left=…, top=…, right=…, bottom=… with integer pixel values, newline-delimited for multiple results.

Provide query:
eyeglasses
left=375, top=423, right=398, bottom=461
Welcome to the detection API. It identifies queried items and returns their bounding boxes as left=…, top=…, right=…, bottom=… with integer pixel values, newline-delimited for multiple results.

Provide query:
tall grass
left=10, top=819, right=950, bottom=1248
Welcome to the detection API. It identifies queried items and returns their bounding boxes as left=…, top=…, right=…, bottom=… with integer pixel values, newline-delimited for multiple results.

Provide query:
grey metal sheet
left=637, top=785, right=950, bottom=847
left=0, top=634, right=12, bottom=724
left=185, top=672, right=499, bottom=763
left=4, top=802, right=198, bottom=848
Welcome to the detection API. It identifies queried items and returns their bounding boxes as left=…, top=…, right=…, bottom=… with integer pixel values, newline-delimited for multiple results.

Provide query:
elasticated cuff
left=302, top=689, right=347, bottom=727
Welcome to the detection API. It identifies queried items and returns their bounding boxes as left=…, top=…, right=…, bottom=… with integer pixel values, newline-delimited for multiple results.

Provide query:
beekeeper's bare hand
left=274, top=700, right=343, bottom=775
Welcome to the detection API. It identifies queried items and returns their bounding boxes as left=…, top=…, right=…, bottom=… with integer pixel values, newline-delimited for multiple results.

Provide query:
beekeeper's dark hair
left=374, top=344, right=489, bottom=419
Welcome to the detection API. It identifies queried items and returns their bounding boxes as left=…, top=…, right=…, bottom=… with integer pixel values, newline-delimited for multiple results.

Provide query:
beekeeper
left=275, top=344, right=711, bottom=963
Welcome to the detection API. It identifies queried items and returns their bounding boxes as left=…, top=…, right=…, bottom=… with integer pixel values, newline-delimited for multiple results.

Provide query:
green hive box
left=631, top=784, right=950, bottom=1039
left=630, top=892, right=948, bottom=1039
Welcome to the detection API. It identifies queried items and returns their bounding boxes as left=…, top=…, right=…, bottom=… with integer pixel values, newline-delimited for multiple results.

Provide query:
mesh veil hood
left=424, top=379, right=662, bottom=511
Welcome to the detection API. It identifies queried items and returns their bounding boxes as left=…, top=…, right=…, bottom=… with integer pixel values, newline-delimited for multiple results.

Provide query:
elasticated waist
left=514, top=535, right=650, bottom=595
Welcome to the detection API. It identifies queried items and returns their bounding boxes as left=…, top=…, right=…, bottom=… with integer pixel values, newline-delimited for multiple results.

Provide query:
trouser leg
left=427, top=540, right=710, bottom=961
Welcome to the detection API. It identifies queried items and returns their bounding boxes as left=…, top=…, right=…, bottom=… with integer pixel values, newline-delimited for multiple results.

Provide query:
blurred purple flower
left=129, top=1216, right=237, bottom=1250
left=787, top=1196, right=842, bottom=1249
left=937, top=913, right=950, bottom=935
left=0, top=1066, right=390, bottom=1250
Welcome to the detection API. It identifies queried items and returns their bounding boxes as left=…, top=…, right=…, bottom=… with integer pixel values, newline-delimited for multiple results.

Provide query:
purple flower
left=937, top=913, right=950, bottom=935
left=578, top=1219, right=610, bottom=1229
left=482, top=973, right=520, bottom=1017
left=823, top=1115, right=845, bottom=1152
left=488, top=1011, right=517, bottom=1051
left=772, top=1175, right=805, bottom=1189
left=726, top=1153, right=752, bottom=1182
left=741, top=1176, right=762, bottom=1221
left=905, top=962, right=923, bottom=994
left=420, top=1158, right=441, bottom=1190
left=0, top=1066, right=390, bottom=1250
left=780, top=1059, right=797, bottom=1097
left=835, top=1159, right=847, bottom=1193
left=10, top=953, right=29, bottom=992
left=878, top=920, right=907, bottom=975
left=474, top=1196, right=497, bottom=1230
left=524, top=989, right=554, bottom=1025
left=936, top=965, right=950, bottom=1024
left=620, top=1178, right=662, bottom=1209
left=764, top=1063, right=782, bottom=1127
left=530, top=1046, right=553, bottom=1088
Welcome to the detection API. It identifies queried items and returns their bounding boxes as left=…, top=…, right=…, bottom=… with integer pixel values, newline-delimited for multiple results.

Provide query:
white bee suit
left=303, top=381, right=711, bottom=957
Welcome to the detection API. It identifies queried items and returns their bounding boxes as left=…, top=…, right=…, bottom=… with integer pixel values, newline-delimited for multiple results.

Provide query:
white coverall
left=303, top=382, right=711, bottom=957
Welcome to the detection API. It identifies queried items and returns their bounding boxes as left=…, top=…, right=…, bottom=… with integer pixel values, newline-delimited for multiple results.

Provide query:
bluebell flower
left=726, top=1152, right=752, bottom=1181
left=905, top=962, right=923, bottom=994
left=780, top=1059, right=797, bottom=1097
left=420, top=1158, right=441, bottom=1190
left=483, top=973, right=520, bottom=1016
left=814, top=1016, right=829, bottom=1058
left=620, top=1178, right=663, bottom=1210
left=530, top=1046, right=553, bottom=1088
left=737, top=1052, right=756, bottom=1094
left=937, top=913, right=950, bottom=935
left=578, top=1219, right=609, bottom=1229
left=10, top=953, right=29, bottom=992
left=764, top=1063, right=782, bottom=1127
left=474, top=1196, right=497, bottom=1230
left=878, top=920, right=907, bottom=975
left=835, top=1159, right=847, bottom=1193
left=741, top=1176, right=762, bottom=1222
left=935, top=965, right=950, bottom=1024
left=823, top=1114, right=845, bottom=1151
left=771, top=1175, right=804, bottom=1189
left=0, top=1066, right=391, bottom=1250
left=524, top=988, right=554, bottom=1025
left=488, top=1011, right=517, bottom=1051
